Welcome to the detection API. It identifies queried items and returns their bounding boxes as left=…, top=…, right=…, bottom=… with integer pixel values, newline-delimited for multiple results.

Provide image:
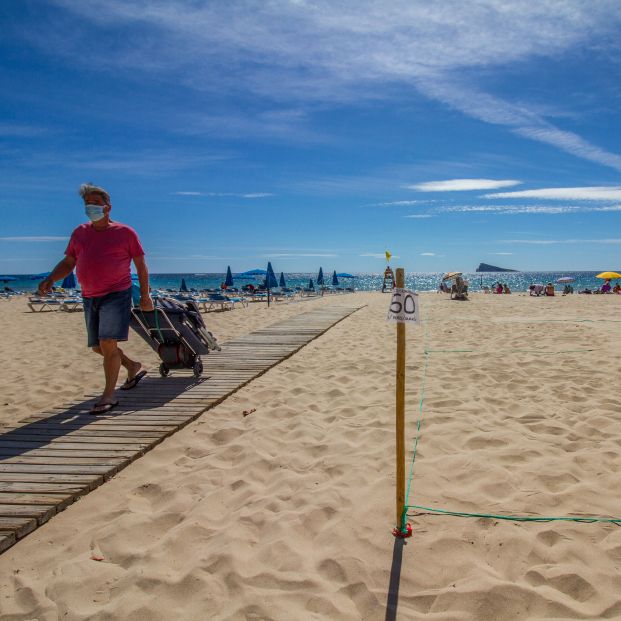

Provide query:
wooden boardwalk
left=0, top=304, right=363, bottom=554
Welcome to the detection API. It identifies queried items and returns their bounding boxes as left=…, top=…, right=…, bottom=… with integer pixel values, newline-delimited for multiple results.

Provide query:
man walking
left=39, top=183, right=154, bottom=414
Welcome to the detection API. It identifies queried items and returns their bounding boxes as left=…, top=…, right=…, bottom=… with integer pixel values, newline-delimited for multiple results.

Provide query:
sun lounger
left=60, top=298, right=84, bottom=312
left=198, top=293, right=248, bottom=312
left=28, top=296, right=63, bottom=312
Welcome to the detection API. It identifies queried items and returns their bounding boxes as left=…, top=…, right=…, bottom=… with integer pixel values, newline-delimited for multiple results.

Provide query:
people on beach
left=38, top=183, right=153, bottom=414
left=601, top=279, right=612, bottom=294
left=614, top=282, right=621, bottom=294
left=503, top=283, right=511, bottom=294
left=382, top=266, right=395, bottom=292
left=545, top=283, right=555, bottom=296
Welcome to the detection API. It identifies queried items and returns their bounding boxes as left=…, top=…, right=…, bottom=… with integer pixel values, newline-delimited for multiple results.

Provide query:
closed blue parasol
left=61, top=271, right=77, bottom=289
left=265, top=262, right=278, bottom=289
left=279, top=271, right=286, bottom=288
left=225, top=266, right=234, bottom=287
left=317, top=267, right=324, bottom=286
left=180, top=278, right=188, bottom=292
left=332, top=270, right=339, bottom=286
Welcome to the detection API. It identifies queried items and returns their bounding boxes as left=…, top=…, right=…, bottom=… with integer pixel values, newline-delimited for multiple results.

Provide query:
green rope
left=425, top=348, right=594, bottom=354
left=140, top=306, right=166, bottom=343
left=401, top=304, right=620, bottom=533
left=406, top=504, right=621, bottom=525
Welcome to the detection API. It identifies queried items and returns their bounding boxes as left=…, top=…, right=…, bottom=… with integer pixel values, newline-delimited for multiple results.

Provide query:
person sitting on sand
left=38, top=183, right=153, bottom=414
left=495, top=282, right=503, bottom=294
left=614, top=282, right=621, bottom=294
left=503, top=283, right=511, bottom=294
left=601, top=279, right=612, bottom=294
left=544, top=283, right=555, bottom=296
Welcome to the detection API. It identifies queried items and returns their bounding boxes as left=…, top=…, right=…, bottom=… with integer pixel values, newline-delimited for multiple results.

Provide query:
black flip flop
left=89, top=401, right=119, bottom=415
left=120, top=369, right=147, bottom=391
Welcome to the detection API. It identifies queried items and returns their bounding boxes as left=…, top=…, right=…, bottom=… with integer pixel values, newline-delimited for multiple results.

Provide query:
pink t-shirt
left=65, top=222, right=145, bottom=298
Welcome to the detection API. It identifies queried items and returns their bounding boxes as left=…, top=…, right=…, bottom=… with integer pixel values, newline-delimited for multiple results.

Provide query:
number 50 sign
left=386, top=288, right=420, bottom=325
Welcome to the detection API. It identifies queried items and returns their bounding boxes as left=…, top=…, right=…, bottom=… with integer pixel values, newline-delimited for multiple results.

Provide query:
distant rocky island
left=476, top=263, right=518, bottom=273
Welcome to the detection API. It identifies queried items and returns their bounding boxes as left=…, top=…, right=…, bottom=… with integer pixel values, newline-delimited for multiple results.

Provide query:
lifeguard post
left=382, top=265, right=395, bottom=292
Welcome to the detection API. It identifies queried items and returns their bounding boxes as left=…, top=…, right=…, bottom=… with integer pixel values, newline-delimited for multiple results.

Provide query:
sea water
left=3, top=271, right=616, bottom=294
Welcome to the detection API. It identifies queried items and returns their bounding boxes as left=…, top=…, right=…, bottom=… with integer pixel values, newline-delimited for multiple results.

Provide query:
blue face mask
left=85, top=204, right=105, bottom=222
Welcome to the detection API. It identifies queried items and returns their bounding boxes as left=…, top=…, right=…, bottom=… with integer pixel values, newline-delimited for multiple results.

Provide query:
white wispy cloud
left=420, top=252, right=436, bottom=256
left=404, top=214, right=433, bottom=218
left=173, top=191, right=274, bottom=198
left=438, top=203, right=621, bottom=215
left=409, top=179, right=521, bottom=192
left=375, top=200, right=432, bottom=206
left=490, top=252, right=513, bottom=255
left=265, top=253, right=338, bottom=257
left=38, top=1, right=621, bottom=170
left=0, top=236, right=69, bottom=242
left=485, top=186, right=621, bottom=201
left=500, top=238, right=621, bottom=245
left=359, top=252, right=400, bottom=259
left=0, top=123, right=50, bottom=137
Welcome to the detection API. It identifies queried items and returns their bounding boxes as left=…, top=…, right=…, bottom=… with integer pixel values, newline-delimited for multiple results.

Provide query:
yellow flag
left=385, top=250, right=392, bottom=262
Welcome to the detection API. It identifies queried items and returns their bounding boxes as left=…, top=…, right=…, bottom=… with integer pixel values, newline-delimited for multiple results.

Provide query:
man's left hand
left=139, top=296, right=154, bottom=312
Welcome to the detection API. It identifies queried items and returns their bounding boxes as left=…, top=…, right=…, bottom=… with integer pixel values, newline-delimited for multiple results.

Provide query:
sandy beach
left=1, top=290, right=621, bottom=620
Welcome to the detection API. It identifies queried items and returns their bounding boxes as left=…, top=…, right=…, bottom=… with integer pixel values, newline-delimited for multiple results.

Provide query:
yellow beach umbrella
left=596, top=271, right=621, bottom=279
left=442, top=271, right=462, bottom=281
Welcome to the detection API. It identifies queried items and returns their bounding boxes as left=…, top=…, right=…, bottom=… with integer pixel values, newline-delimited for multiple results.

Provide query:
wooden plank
left=0, top=517, right=37, bottom=538
left=0, top=482, right=88, bottom=494
left=0, top=493, right=77, bottom=510
left=0, top=504, right=57, bottom=523
left=0, top=448, right=137, bottom=458
left=0, top=464, right=113, bottom=475
left=0, top=456, right=128, bottom=466
left=0, top=532, right=16, bottom=553
left=0, top=473, right=103, bottom=487
left=0, top=438, right=151, bottom=449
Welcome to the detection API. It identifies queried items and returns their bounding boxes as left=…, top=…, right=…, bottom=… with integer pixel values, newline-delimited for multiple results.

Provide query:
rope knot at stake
left=392, top=523, right=413, bottom=539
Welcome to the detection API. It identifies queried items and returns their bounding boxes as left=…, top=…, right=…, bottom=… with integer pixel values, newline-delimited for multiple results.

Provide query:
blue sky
left=1, top=1, right=621, bottom=274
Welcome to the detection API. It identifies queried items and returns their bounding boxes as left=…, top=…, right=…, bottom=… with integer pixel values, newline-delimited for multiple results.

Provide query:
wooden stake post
left=395, top=268, right=406, bottom=529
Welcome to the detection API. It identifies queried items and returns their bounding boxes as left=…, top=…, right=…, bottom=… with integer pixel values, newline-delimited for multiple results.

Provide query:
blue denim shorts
left=83, top=287, right=132, bottom=347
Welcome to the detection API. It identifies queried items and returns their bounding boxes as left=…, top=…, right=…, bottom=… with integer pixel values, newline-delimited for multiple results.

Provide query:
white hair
left=79, top=182, right=110, bottom=202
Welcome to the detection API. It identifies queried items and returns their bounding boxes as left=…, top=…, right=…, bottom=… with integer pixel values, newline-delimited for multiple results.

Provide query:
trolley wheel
left=159, top=363, right=170, bottom=377
left=193, top=357, right=203, bottom=378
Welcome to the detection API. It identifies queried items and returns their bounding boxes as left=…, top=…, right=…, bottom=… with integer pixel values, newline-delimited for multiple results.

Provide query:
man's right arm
left=38, top=256, right=76, bottom=295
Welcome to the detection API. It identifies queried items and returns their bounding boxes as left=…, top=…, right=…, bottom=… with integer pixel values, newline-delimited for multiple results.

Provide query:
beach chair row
left=27, top=297, right=84, bottom=312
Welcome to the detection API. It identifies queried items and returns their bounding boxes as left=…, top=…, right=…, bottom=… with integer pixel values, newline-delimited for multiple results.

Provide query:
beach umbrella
left=265, top=262, right=278, bottom=289
left=61, top=271, right=77, bottom=289
left=596, top=271, right=621, bottom=279
left=279, top=271, right=286, bottom=288
left=442, top=271, right=462, bottom=281
left=332, top=270, right=339, bottom=286
left=337, top=273, right=355, bottom=278
left=180, top=278, right=188, bottom=292
left=308, top=278, right=314, bottom=289
left=557, top=277, right=575, bottom=283
left=317, top=267, right=324, bottom=286
left=0, top=275, right=17, bottom=282
left=224, top=266, right=234, bottom=287
left=29, top=272, right=51, bottom=280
